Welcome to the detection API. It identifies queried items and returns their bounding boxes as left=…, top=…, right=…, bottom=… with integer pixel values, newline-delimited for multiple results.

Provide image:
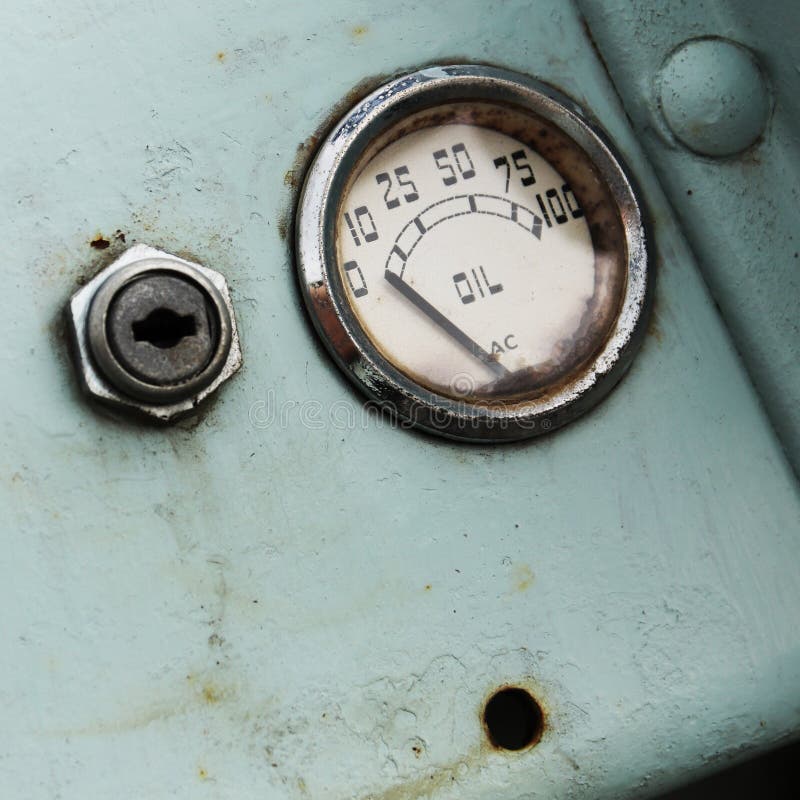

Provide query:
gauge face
left=297, top=67, right=651, bottom=440
left=338, top=115, right=604, bottom=400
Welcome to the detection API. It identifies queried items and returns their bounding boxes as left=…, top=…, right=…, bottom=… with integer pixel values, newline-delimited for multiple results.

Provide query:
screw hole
left=132, top=308, right=197, bottom=349
left=483, top=687, right=544, bottom=751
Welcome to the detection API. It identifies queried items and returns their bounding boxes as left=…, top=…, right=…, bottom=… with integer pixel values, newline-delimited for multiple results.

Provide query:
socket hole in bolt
left=132, top=308, right=197, bottom=349
left=483, top=687, right=544, bottom=751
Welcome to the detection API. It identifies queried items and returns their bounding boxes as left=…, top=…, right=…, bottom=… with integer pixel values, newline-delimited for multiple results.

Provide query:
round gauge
left=296, top=65, right=652, bottom=441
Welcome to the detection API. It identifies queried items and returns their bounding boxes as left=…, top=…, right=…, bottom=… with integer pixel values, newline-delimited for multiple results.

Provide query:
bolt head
left=68, top=244, right=242, bottom=421
left=659, top=37, right=770, bottom=158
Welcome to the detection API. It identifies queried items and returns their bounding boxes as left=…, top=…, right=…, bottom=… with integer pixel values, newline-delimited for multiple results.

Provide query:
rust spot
left=216, top=51, right=226, bottom=63
left=352, top=24, right=369, bottom=38
left=308, top=282, right=358, bottom=362
left=299, top=134, right=320, bottom=155
left=198, top=767, right=209, bottom=780
left=194, top=679, right=231, bottom=705
left=511, top=564, right=534, bottom=592
left=424, top=584, right=432, bottom=591
left=90, top=234, right=110, bottom=250
left=277, top=214, right=289, bottom=241
left=647, top=301, right=663, bottom=343
left=202, top=685, right=220, bottom=703
left=55, top=669, right=239, bottom=737
left=284, top=169, right=297, bottom=188
left=354, top=756, right=473, bottom=800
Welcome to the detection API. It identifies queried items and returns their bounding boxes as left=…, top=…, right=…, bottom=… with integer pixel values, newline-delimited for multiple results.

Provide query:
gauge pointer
left=384, top=270, right=510, bottom=378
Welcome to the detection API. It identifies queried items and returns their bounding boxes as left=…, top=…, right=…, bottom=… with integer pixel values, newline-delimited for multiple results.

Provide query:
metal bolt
left=659, top=37, right=770, bottom=158
left=68, top=245, right=242, bottom=420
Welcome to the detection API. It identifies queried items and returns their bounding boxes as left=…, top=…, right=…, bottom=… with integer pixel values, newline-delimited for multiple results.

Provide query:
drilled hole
left=132, top=308, right=197, bottom=349
left=483, top=687, right=543, bottom=751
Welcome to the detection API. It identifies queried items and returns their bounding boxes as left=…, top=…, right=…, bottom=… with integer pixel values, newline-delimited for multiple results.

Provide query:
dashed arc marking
left=386, top=193, right=543, bottom=277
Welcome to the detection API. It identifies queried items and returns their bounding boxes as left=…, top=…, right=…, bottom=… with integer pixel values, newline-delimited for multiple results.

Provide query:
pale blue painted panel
left=0, top=2, right=798, bottom=799
left=578, top=0, right=800, bottom=473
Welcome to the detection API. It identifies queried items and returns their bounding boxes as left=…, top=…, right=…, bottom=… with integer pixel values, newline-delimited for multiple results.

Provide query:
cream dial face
left=336, top=121, right=601, bottom=400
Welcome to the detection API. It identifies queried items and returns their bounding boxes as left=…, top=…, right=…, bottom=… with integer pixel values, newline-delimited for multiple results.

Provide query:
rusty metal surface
left=0, top=1, right=798, bottom=799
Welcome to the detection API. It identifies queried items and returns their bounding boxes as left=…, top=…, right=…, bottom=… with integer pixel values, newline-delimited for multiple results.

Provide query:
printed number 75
left=493, top=149, right=536, bottom=192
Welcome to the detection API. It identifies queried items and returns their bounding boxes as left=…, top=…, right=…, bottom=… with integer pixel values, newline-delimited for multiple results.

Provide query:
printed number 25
left=375, top=165, right=419, bottom=210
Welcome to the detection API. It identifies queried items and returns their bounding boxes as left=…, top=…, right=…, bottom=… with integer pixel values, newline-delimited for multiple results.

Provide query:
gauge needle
left=384, top=270, right=510, bottom=378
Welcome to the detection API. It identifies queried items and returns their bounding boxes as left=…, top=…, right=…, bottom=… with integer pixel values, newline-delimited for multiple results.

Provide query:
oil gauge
left=296, top=65, right=652, bottom=441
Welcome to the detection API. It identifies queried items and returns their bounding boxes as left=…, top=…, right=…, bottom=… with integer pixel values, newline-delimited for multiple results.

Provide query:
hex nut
left=68, top=244, right=242, bottom=421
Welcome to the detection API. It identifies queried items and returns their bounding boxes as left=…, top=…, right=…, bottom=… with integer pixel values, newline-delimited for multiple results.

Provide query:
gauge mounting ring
left=296, top=64, right=652, bottom=442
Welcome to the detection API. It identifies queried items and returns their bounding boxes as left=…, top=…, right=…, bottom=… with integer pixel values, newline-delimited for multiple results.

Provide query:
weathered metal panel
left=577, top=0, right=800, bottom=474
left=1, top=2, right=798, bottom=799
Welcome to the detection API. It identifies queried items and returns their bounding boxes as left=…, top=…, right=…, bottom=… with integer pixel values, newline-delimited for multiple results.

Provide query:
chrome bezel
left=296, top=64, right=652, bottom=441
